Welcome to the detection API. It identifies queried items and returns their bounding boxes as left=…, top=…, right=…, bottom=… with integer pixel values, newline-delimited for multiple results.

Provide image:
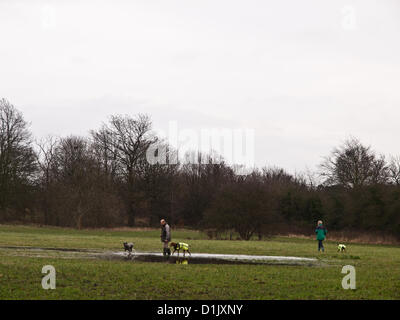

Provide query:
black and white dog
left=123, top=242, right=134, bottom=258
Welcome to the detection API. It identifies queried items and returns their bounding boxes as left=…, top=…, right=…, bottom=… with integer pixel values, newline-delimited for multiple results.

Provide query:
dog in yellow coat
left=170, top=242, right=191, bottom=258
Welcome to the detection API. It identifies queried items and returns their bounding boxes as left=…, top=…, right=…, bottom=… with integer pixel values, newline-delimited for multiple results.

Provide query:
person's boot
left=163, top=248, right=167, bottom=257
left=166, top=248, right=171, bottom=257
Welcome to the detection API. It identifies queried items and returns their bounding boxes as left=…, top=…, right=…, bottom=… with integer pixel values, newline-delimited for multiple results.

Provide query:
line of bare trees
left=0, top=99, right=399, bottom=239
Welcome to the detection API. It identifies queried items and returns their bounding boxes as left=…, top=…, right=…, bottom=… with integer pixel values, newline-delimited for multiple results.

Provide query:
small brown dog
left=169, top=242, right=191, bottom=257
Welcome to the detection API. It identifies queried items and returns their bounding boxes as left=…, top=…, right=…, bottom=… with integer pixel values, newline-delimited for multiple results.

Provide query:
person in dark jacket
left=160, top=219, right=171, bottom=257
left=315, top=220, right=327, bottom=252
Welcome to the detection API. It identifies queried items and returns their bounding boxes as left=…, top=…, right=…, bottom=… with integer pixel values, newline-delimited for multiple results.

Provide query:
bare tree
left=0, top=99, right=36, bottom=214
left=43, top=136, right=123, bottom=228
left=35, top=136, right=59, bottom=224
left=388, top=156, right=400, bottom=186
left=91, top=114, right=157, bottom=226
left=36, top=136, right=58, bottom=185
left=320, top=138, right=389, bottom=189
left=53, top=136, right=92, bottom=228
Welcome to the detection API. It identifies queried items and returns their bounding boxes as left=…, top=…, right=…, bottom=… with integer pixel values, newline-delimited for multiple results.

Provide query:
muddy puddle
left=0, top=246, right=319, bottom=266
left=107, top=252, right=319, bottom=266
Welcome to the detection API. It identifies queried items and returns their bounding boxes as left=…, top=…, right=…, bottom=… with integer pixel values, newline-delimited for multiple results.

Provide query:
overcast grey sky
left=1, top=0, right=399, bottom=173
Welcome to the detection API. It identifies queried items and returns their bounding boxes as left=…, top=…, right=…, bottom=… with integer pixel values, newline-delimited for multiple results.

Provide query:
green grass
left=0, top=224, right=399, bottom=300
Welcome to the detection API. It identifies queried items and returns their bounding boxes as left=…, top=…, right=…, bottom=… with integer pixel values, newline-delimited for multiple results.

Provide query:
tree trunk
left=127, top=200, right=136, bottom=226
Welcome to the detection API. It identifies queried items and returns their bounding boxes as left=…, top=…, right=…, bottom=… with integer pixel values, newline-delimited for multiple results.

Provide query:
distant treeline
left=1, top=99, right=399, bottom=239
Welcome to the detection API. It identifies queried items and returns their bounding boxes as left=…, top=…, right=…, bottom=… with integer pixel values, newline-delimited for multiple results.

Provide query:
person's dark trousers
left=163, top=247, right=171, bottom=258
left=318, top=240, right=324, bottom=252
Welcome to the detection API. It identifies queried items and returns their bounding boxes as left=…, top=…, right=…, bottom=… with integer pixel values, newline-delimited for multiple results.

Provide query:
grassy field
left=0, top=224, right=399, bottom=300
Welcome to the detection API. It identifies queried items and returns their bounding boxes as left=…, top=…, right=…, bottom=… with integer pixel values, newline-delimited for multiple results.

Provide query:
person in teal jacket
left=315, top=220, right=327, bottom=252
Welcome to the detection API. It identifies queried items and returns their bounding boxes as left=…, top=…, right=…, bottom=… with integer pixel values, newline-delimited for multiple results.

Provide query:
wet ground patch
left=0, top=246, right=320, bottom=266
left=104, top=251, right=320, bottom=266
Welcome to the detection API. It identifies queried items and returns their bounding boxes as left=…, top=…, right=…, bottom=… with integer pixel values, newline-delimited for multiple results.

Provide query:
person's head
left=160, top=219, right=166, bottom=226
left=317, top=220, right=323, bottom=226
